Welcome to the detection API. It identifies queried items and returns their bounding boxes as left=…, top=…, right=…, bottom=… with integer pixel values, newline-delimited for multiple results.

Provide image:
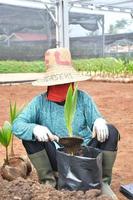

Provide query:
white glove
left=92, top=118, right=109, bottom=142
left=33, top=125, right=59, bottom=142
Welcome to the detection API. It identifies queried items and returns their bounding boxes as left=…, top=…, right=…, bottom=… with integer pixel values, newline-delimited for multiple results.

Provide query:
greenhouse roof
left=0, top=0, right=133, bottom=13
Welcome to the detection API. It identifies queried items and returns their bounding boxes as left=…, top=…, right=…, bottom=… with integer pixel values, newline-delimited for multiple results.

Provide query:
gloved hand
left=92, top=118, right=109, bottom=142
left=33, top=125, right=59, bottom=142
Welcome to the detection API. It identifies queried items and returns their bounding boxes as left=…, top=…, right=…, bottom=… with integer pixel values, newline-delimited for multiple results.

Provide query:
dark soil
left=0, top=81, right=133, bottom=200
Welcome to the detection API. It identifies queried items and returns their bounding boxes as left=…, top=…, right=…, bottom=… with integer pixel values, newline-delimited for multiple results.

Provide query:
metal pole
left=55, top=0, right=69, bottom=48
left=55, top=1, right=60, bottom=47
left=62, top=0, right=69, bottom=48
left=101, top=15, right=105, bottom=57
left=55, top=0, right=63, bottom=47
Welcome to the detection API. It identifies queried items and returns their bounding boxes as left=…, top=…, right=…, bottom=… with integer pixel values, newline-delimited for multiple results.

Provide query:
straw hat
left=32, top=47, right=89, bottom=86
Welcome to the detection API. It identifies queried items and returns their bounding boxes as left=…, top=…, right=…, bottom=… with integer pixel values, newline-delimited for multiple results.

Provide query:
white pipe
left=0, top=0, right=54, bottom=9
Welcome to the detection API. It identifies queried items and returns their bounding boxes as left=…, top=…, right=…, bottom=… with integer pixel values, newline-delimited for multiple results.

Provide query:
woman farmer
left=12, top=48, right=119, bottom=199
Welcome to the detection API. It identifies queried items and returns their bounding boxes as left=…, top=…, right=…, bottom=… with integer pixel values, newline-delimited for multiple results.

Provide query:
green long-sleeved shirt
left=12, top=90, right=102, bottom=145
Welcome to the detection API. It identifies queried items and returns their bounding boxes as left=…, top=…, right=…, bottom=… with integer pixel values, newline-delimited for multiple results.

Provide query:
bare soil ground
left=0, top=81, right=133, bottom=200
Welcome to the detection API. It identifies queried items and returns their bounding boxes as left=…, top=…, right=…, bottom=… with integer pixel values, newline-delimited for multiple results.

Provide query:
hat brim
left=32, top=67, right=91, bottom=86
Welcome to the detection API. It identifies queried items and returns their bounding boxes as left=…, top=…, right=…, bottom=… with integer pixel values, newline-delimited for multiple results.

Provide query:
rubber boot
left=102, top=151, right=118, bottom=200
left=102, top=151, right=117, bottom=185
left=28, top=149, right=56, bottom=187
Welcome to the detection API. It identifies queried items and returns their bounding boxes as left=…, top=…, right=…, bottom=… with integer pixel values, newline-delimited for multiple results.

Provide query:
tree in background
left=108, top=19, right=132, bottom=34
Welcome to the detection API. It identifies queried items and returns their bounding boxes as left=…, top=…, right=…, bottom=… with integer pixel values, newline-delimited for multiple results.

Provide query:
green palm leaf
left=10, top=101, right=17, bottom=124
left=64, top=84, right=73, bottom=136
left=9, top=101, right=25, bottom=156
left=0, top=121, right=12, bottom=147
left=10, top=102, right=24, bottom=124
left=64, top=84, right=78, bottom=137
left=72, top=83, right=78, bottom=121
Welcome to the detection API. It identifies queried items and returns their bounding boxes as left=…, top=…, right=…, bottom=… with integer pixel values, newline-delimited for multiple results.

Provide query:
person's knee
left=98, top=124, right=120, bottom=151
left=108, top=124, right=120, bottom=141
left=107, top=124, right=120, bottom=150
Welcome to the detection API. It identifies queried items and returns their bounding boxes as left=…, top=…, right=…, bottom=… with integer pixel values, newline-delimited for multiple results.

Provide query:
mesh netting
left=0, top=4, right=56, bottom=60
left=0, top=3, right=132, bottom=60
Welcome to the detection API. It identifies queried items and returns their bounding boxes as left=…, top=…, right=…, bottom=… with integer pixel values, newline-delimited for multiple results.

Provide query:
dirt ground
left=0, top=81, right=133, bottom=200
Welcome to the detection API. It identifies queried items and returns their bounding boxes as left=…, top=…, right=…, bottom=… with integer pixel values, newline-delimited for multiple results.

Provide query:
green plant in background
left=0, top=121, right=12, bottom=164
left=9, top=102, right=24, bottom=156
left=0, top=58, right=133, bottom=75
left=64, top=84, right=78, bottom=137
left=73, top=57, right=133, bottom=76
left=0, top=60, right=44, bottom=73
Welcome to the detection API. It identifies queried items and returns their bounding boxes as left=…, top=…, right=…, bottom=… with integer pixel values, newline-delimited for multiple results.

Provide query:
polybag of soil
left=57, top=146, right=102, bottom=191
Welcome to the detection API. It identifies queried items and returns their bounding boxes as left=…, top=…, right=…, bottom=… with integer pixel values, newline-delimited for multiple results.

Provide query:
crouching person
left=12, top=47, right=120, bottom=199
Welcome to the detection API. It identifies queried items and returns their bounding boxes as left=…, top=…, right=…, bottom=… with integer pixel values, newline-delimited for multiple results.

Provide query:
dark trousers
left=87, top=124, right=120, bottom=151
left=22, top=124, right=120, bottom=171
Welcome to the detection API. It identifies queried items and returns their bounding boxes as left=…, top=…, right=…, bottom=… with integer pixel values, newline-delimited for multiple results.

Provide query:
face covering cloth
left=47, top=83, right=74, bottom=102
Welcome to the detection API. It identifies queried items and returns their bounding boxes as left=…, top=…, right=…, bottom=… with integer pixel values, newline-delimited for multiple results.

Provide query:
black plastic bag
left=57, top=146, right=102, bottom=191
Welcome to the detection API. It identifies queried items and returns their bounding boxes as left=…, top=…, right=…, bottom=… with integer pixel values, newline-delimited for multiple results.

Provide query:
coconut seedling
left=0, top=101, right=22, bottom=164
left=0, top=121, right=12, bottom=164
left=0, top=102, right=32, bottom=181
left=60, top=83, right=83, bottom=154
left=64, top=83, right=78, bottom=137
